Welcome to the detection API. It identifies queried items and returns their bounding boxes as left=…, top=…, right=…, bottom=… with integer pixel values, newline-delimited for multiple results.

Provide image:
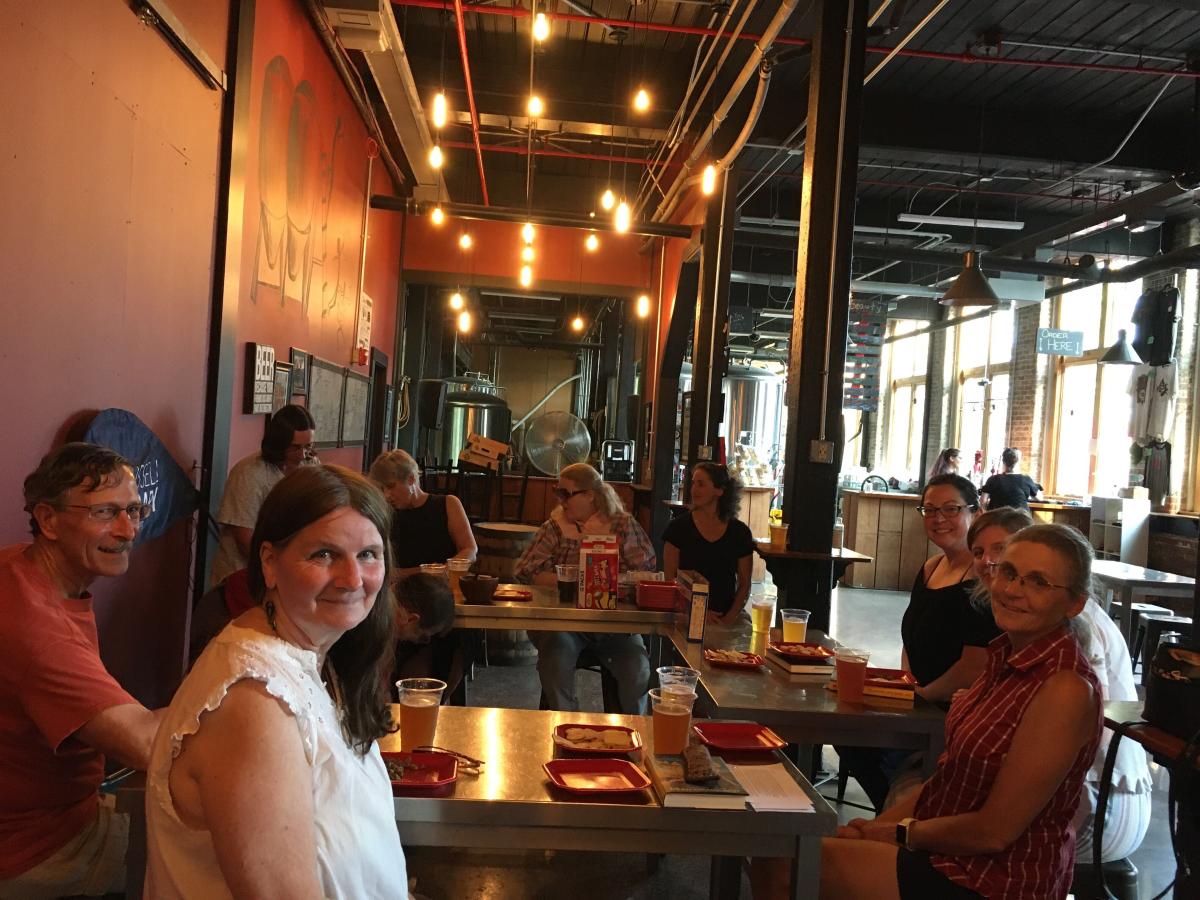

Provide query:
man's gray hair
left=23, top=443, right=131, bottom=536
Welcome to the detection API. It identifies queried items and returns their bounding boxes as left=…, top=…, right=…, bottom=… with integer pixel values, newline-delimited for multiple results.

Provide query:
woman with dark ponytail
left=662, top=463, right=756, bottom=624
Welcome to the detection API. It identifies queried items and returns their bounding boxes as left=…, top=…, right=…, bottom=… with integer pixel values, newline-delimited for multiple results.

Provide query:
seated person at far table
left=980, top=447, right=1042, bottom=511
left=514, top=462, right=656, bottom=715
left=393, top=572, right=461, bottom=697
left=0, top=443, right=163, bottom=898
left=815, top=524, right=1103, bottom=900
left=662, top=462, right=755, bottom=625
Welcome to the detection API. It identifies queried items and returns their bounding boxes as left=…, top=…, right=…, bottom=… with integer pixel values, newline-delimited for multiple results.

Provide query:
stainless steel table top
left=1091, top=560, right=1195, bottom=591
left=381, top=705, right=836, bottom=852
left=666, top=621, right=946, bottom=750
left=453, top=584, right=675, bottom=634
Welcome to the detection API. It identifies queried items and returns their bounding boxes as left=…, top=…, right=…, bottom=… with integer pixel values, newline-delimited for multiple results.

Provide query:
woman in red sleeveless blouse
left=818, top=524, right=1103, bottom=900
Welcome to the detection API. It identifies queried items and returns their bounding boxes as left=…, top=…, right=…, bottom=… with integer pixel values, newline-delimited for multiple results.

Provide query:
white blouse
left=145, top=626, right=408, bottom=899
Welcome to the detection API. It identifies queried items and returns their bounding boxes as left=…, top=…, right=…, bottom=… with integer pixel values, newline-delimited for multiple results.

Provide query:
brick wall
left=1007, top=301, right=1054, bottom=483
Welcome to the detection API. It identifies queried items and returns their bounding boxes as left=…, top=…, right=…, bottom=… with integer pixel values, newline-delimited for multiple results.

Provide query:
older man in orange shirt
left=0, top=443, right=162, bottom=898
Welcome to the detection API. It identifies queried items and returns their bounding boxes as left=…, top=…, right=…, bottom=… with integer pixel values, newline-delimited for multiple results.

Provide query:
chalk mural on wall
left=251, top=53, right=355, bottom=334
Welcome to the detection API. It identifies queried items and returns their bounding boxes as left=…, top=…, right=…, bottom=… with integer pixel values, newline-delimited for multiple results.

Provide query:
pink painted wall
left=227, top=0, right=403, bottom=472
left=0, top=0, right=230, bottom=704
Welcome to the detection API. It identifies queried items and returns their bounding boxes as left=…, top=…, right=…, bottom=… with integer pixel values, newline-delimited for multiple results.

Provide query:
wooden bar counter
left=841, top=491, right=1090, bottom=591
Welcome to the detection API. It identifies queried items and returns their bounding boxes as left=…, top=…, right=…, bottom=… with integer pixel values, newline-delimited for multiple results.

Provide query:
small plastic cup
left=447, top=557, right=472, bottom=601
left=656, top=665, right=700, bottom=694
left=749, top=596, right=776, bottom=633
left=419, top=563, right=448, bottom=580
left=834, top=649, right=871, bottom=704
left=555, top=564, right=579, bottom=604
left=648, top=687, right=697, bottom=755
left=396, top=677, right=446, bottom=751
left=769, top=522, right=789, bottom=549
left=780, top=608, right=811, bottom=644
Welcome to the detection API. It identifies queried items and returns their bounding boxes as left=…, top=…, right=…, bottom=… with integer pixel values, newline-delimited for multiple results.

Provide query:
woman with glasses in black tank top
left=838, top=475, right=1001, bottom=811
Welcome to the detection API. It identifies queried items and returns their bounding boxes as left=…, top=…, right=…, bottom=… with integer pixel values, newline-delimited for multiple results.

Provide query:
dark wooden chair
left=498, top=461, right=532, bottom=523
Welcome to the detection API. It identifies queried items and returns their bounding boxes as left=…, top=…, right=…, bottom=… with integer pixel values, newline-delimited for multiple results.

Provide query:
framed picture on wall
left=271, top=362, right=293, bottom=414
left=308, top=356, right=345, bottom=448
left=289, top=348, right=310, bottom=396
left=341, top=371, right=370, bottom=447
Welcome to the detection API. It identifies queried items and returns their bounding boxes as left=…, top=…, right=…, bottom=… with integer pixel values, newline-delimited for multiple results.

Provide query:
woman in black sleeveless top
left=369, top=450, right=477, bottom=574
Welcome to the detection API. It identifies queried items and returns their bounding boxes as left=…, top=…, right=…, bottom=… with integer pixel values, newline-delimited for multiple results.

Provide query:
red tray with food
left=703, top=648, right=765, bottom=669
left=553, top=723, right=643, bottom=754
left=492, top=587, right=533, bottom=601
left=381, top=750, right=458, bottom=795
left=768, top=642, right=835, bottom=662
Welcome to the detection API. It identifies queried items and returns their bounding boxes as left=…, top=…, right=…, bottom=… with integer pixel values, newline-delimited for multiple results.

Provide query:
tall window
left=954, top=307, right=1014, bottom=479
left=1048, top=276, right=1143, bottom=496
left=882, top=320, right=929, bottom=480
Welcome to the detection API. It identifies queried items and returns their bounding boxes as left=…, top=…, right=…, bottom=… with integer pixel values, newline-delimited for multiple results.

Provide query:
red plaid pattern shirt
left=514, top=510, right=656, bottom=583
left=915, top=628, right=1102, bottom=899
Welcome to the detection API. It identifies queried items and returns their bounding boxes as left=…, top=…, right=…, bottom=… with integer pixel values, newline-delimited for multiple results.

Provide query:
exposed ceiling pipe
left=371, top=194, right=693, bottom=238
left=452, top=0, right=489, bottom=205
left=652, top=0, right=801, bottom=223
left=441, top=139, right=665, bottom=167
left=718, top=59, right=775, bottom=171
left=389, top=0, right=1200, bottom=80
left=992, top=176, right=1198, bottom=258
left=863, top=0, right=951, bottom=85
left=730, top=269, right=946, bottom=298
left=1046, top=243, right=1200, bottom=296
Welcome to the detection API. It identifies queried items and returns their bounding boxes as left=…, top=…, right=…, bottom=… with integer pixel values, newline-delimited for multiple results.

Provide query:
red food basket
left=636, top=581, right=678, bottom=610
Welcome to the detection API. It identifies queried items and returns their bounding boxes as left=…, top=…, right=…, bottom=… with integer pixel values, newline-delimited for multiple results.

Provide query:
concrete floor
left=406, top=587, right=1179, bottom=899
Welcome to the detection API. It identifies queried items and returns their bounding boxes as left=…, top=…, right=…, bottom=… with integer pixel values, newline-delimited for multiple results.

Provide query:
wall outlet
left=809, top=439, right=836, bottom=464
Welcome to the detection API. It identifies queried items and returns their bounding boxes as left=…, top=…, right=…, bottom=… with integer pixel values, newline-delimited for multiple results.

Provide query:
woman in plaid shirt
left=514, top=463, right=656, bottom=714
left=817, top=524, right=1102, bottom=899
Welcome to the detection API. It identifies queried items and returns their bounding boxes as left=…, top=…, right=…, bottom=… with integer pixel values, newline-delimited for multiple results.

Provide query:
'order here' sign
left=1036, top=328, right=1085, bottom=357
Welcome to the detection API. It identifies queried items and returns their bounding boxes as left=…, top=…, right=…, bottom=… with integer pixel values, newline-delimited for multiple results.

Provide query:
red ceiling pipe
left=452, top=0, right=489, bottom=205
left=442, top=139, right=682, bottom=168
left=393, top=0, right=1200, bottom=80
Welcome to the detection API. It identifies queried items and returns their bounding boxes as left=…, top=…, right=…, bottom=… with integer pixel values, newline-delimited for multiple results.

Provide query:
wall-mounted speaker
left=417, top=379, right=448, bottom=430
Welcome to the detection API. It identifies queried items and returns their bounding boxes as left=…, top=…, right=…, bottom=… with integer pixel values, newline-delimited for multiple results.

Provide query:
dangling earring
left=264, top=599, right=278, bottom=632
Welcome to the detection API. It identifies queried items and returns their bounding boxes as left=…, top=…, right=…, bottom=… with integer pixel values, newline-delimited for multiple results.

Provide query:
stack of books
left=765, top=643, right=835, bottom=682
left=644, top=753, right=749, bottom=810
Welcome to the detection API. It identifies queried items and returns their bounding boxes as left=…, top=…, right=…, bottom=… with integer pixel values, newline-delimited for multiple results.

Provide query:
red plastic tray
left=636, top=581, right=678, bottom=610
left=543, top=758, right=651, bottom=794
left=863, top=668, right=918, bottom=690
left=703, top=649, right=765, bottom=669
left=552, top=723, right=643, bottom=754
left=692, top=721, right=786, bottom=752
left=380, top=750, right=458, bottom=794
left=768, top=642, right=834, bottom=662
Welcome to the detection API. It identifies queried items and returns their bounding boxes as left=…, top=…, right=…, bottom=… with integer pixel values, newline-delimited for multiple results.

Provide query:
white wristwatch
left=896, top=817, right=917, bottom=850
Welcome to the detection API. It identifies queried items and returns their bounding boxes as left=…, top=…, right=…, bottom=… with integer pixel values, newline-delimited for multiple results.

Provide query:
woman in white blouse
left=145, top=466, right=408, bottom=898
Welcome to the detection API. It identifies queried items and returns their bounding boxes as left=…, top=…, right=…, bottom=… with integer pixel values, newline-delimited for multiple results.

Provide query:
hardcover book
left=645, top=753, right=748, bottom=810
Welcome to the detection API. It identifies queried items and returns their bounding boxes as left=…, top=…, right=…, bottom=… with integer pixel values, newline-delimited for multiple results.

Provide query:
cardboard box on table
left=675, top=569, right=709, bottom=642
left=578, top=536, right=619, bottom=609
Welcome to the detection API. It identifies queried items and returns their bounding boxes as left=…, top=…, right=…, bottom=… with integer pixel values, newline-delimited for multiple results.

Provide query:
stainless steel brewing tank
left=724, top=365, right=785, bottom=455
left=435, top=376, right=512, bottom=464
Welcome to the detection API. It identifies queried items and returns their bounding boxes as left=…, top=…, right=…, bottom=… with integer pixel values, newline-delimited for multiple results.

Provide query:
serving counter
left=841, top=491, right=1090, bottom=590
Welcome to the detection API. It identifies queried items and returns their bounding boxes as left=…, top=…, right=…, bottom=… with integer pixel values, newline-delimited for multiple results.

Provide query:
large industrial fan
left=524, top=411, right=592, bottom=475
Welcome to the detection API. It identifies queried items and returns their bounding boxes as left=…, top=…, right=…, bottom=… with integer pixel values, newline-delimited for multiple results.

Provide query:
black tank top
left=390, top=493, right=459, bottom=568
left=899, top=560, right=1000, bottom=686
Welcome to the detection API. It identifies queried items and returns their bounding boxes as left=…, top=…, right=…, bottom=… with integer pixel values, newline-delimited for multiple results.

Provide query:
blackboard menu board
left=309, top=358, right=345, bottom=448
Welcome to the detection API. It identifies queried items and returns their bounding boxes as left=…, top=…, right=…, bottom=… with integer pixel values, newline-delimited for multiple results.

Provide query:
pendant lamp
left=940, top=250, right=1001, bottom=307
left=1099, top=329, right=1142, bottom=365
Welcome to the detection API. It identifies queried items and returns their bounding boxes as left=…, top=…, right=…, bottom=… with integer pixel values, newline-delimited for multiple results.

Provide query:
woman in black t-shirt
left=662, top=463, right=756, bottom=623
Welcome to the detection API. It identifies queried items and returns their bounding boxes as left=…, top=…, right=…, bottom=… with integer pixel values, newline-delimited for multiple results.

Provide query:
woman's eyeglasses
left=916, top=503, right=974, bottom=519
left=554, top=487, right=589, bottom=502
left=991, top=562, right=1071, bottom=596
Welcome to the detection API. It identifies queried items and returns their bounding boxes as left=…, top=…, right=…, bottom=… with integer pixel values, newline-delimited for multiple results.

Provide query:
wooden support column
left=776, top=0, right=867, bottom=632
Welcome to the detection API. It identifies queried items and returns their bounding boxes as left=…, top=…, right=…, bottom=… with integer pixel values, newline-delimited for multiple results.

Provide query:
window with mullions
left=881, top=320, right=929, bottom=481
left=954, top=307, right=1014, bottom=477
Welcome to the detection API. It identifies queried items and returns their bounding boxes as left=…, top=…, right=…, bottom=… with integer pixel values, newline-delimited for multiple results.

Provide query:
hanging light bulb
left=585, top=233, right=599, bottom=252
left=449, top=291, right=464, bottom=310
left=430, top=205, right=445, bottom=226
left=520, top=265, right=533, bottom=288
left=431, top=91, right=448, bottom=129
left=457, top=310, right=472, bottom=333
left=527, top=95, right=544, bottom=117
left=701, top=163, right=717, bottom=195
left=521, top=245, right=535, bottom=263
left=571, top=315, right=585, bottom=332
left=532, top=11, right=550, bottom=42
left=521, top=222, right=535, bottom=244
left=600, top=188, right=615, bottom=211
left=633, top=88, right=651, bottom=112
left=458, top=232, right=472, bottom=250
left=429, top=144, right=444, bottom=169
left=614, top=200, right=631, bottom=233
left=636, top=294, right=650, bottom=318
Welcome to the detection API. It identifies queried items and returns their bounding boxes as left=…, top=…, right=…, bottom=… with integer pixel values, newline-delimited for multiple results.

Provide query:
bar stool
left=1124, top=604, right=1175, bottom=671
left=1138, top=615, right=1193, bottom=683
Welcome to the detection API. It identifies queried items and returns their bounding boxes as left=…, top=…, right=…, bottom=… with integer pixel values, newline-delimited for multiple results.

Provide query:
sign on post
left=1036, top=328, right=1085, bottom=357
